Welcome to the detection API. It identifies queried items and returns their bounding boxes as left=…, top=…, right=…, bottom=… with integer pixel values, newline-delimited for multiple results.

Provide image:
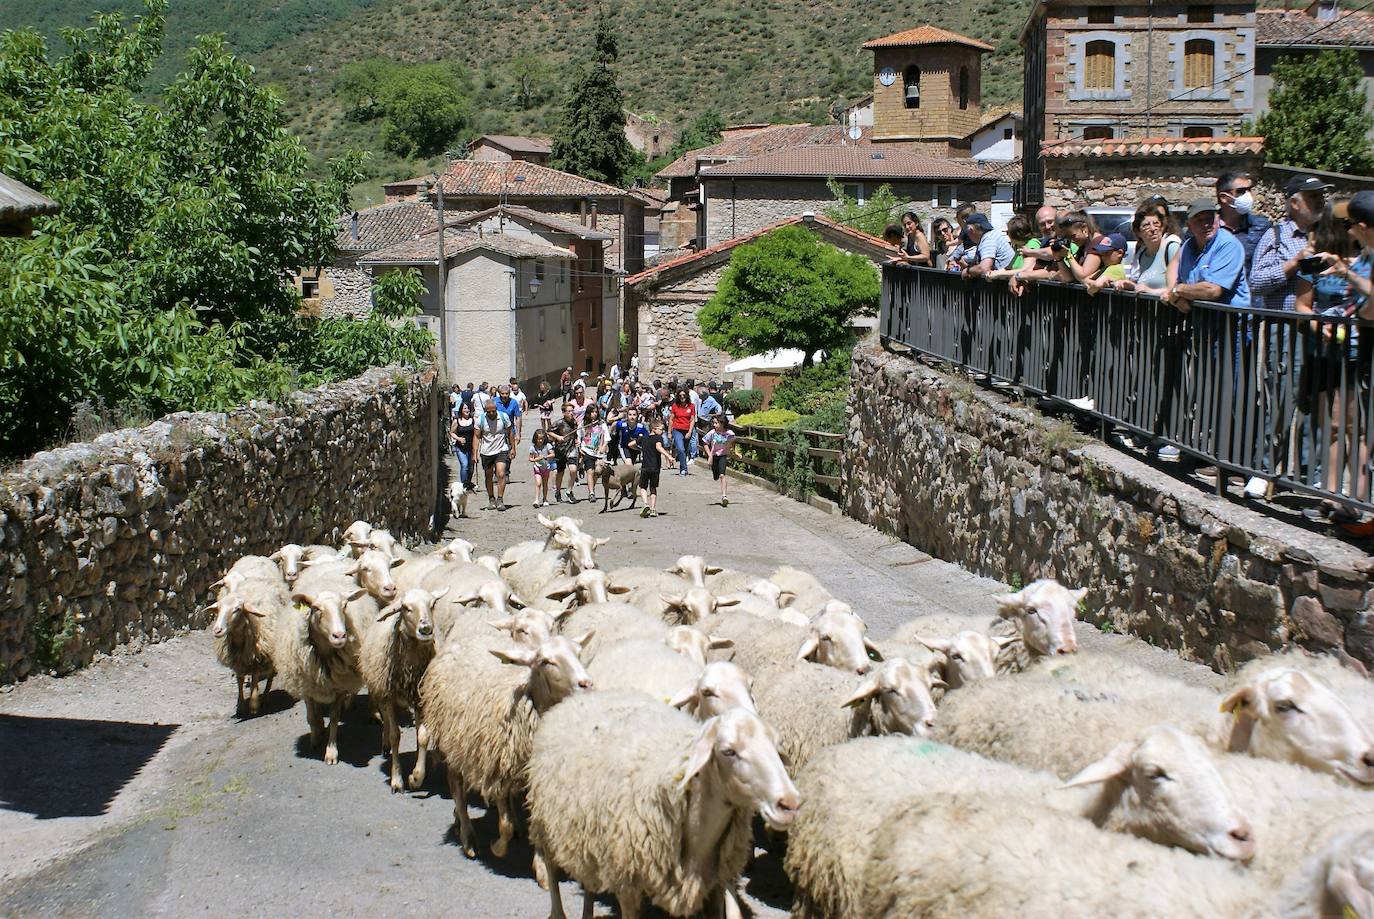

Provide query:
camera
left=1298, top=255, right=1328, bottom=275
left=1049, top=237, right=1070, bottom=254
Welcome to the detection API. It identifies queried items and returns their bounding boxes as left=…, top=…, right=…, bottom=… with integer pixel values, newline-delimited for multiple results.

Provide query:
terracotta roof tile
left=698, top=145, right=985, bottom=180
left=438, top=205, right=614, bottom=240
left=472, top=134, right=553, bottom=154
left=1041, top=136, right=1265, bottom=158
left=863, top=25, right=994, bottom=51
left=625, top=214, right=893, bottom=286
left=360, top=229, right=576, bottom=265
left=435, top=160, right=627, bottom=199
left=978, top=158, right=1023, bottom=182
left=1256, top=9, right=1374, bottom=47
left=656, top=124, right=850, bottom=179
left=336, top=201, right=438, bottom=253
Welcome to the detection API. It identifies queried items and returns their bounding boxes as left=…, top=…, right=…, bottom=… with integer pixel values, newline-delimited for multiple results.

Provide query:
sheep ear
left=500, top=558, right=519, bottom=569
left=929, top=675, right=948, bottom=690
left=538, top=513, right=556, bottom=530
left=842, top=675, right=881, bottom=709
left=489, top=617, right=516, bottom=632
left=705, top=565, right=724, bottom=575
left=390, top=557, right=405, bottom=569
left=797, top=634, right=820, bottom=662
left=241, top=601, right=270, bottom=618
left=342, top=562, right=360, bottom=576
left=666, top=561, right=683, bottom=574
left=544, top=585, right=577, bottom=601
left=1219, top=685, right=1261, bottom=719
left=607, top=584, right=632, bottom=595
left=508, top=593, right=528, bottom=610
left=863, top=638, right=884, bottom=661
left=209, top=577, right=227, bottom=590
left=290, top=592, right=313, bottom=608
left=668, top=686, right=698, bottom=710
left=777, top=590, right=798, bottom=608
left=594, top=537, right=610, bottom=548
left=347, top=588, right=368, bottom=603
left=1071, top=588, right=1089, bottom=607
left=571, top=630, right=595, bottom=650
left=661, top=593, right=685, bottom=609
left=992, top=634, right=1020, bottom=650
left=1062, top=742, right=1133, bottom=789
left=918, top=636, right=952, bottom=654
left=377, top=603, right=402, bottom=622
left=490, top=646, right=536, bottom=667
left=992, top=591, right=1025, bottom=618
left=716, top=596, right=740, bottom=608
left=1328, top=864, right=1374, bottom=918
left=708, top=635, right=734, bottom=650
left=268, top=550, right=282, bottom=561
left=680, top=718, right=720, bottom=789
left=430, top=586, right=450, bottom=601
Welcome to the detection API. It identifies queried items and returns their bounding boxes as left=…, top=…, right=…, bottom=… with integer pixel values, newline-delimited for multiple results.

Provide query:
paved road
left=0, top=458, right=1222, bottom=917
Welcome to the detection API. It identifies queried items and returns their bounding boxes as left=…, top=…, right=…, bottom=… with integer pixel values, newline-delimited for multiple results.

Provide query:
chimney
left=590, top=201, right=598, bottom=229
left=351, top=211, right=359, bottom=241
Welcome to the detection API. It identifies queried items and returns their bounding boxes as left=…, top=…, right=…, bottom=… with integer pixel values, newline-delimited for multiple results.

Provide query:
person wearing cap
left=1166, top=199, right=1251, bottom=312
left=960, top=213, right=1016, bottom=280
left=1215, top=171, right=1272, bottom=275
left=1251, top=174, right=1331, bottom=313
left=1083, top=233, right=1130, bottom=295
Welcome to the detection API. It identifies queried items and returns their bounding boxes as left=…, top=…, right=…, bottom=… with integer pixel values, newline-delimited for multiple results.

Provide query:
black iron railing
left=881, top=265, right=1374, bottom=511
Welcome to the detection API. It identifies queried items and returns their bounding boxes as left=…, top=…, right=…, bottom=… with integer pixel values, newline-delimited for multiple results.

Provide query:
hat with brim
left=1284, top=174, right=1334, bottom=196
left=1091, top=232, right=1129, bottom=253
left=1336, top=191, right=1374, bottom=225
left=965, top=214, right=993, bottom=231
left=1186, top=199, right=1218, bottom=220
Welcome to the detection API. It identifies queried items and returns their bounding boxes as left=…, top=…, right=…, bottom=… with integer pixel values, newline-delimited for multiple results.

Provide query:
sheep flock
left=207, top=514, right=1374, bottom=918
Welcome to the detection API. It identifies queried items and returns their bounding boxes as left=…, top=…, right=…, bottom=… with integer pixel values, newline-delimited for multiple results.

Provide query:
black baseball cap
left=1335, top=190, right=1374, bottom=226
left=1284, top=174, right=1333, bottom=196
left=965, top=213, right=994, bottom=231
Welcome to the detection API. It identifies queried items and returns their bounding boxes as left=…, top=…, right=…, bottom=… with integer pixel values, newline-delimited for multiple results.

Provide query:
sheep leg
left=448, top=768, right=477, bottom=858
left=408, top=720, right=429, bottom=790
left=305, top=699, right=325, bottom=749
left=492, top=795, right=515, bottom=858
left=717, top=885, right=745, bottom=919
left=234, top=674, right=247, bottom=715
left=615, top=891, right=642, bottom=919
left=247, top=673, right=263, bottom=715
left=543, top=854, right=568, bottom=919
left=580, top=889, right=594, bottom=919
left=533, top=849, right=550, bottom=890
left=324, top=697, right=342, bottom=765
left=383, top=706, right=404, bottom=793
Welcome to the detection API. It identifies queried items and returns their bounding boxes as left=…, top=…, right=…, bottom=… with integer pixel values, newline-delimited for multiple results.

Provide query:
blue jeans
left=455, top=449, right=471, bottom=487
left=672, top=429, right=689, bottom=474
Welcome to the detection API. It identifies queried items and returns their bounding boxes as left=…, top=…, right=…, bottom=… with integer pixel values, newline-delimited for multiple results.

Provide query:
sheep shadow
left=0, top=713, right=178, bottom=819
left=230, top=688, right=295, bottom=721
left=288, top=695, right=376, bottom=769
left=744, top=828, right=793, bottom=912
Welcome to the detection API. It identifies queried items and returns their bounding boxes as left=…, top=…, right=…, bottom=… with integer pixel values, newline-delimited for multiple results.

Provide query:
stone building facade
left=1039, top=137, right=1265, bottom=209
left=864, top=25, right=992, bottom=156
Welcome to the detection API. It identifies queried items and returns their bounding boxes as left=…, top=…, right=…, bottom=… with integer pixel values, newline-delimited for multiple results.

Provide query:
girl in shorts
left=701, top=415, right=737, bottom=506
left=529, top=429, right=554, bottom=508
left=577, top=404, right=608, bottom=504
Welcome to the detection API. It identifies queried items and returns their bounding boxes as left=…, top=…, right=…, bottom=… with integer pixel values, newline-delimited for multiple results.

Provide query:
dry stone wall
left=0, top=366, right=441, bottom=684
left=844, top=342, right=1374, bottom=673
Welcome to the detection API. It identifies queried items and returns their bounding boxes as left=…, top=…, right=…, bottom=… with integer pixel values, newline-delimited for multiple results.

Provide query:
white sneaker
left=1244, top=477, right=1270, bottom=500
left=1066, top=396, right=1096, bottom=411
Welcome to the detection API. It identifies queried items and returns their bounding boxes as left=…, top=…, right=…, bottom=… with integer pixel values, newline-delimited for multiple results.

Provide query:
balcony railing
left=881, top=265, right=1374, bottom=512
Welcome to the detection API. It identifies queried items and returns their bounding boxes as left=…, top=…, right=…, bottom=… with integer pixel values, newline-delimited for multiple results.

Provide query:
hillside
left=2, top=0, right=1029, bottom=201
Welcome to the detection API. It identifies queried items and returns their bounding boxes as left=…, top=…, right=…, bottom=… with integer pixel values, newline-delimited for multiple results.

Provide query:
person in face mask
left=1215, top=171, right=1272, bottom=276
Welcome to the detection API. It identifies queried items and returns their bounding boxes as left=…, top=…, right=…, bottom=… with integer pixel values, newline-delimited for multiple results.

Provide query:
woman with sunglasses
left=930, top=217, right=956, bottom=270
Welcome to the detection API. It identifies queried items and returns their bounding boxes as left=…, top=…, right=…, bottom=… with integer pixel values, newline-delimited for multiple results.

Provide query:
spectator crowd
left=883, top=174, right=1374, bottom=526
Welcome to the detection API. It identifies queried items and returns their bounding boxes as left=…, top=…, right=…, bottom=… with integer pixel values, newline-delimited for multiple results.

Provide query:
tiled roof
left=336, top=201, right=437, bottom=253
left=655, top=124, right=849, bottom=179
left=1041, top=136, right=1266, bottom=158
left=625, top=214, right=893, bottom=287
left=360, top=229, right=576, bottom=265
left=472, top=134, right=553, bottom=154
left=978, top=106, right=1020, bottom=129
left=0, top=171, right=59, bottom=224
left=435, top=160, right=627, bottom=199
left=382, top=174, right=434, bottom=191
left=863, top=25, right=994, bottom=51
left=698, top=145, right=986, bottom=180
left=438, top=205, right=614, bottom=240
left=1256, top=9, right=1374, bottom=47
left=978, top=158, right=1023, bottom=182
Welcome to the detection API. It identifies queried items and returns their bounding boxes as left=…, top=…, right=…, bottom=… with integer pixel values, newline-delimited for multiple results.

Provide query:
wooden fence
left=731, top=424, right=844, bottom=500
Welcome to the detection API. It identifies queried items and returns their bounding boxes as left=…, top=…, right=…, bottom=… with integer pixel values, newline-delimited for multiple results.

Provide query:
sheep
left=668, top=661, right=760, bottom=720
left=475, top=555, right=501, bottom=574
left=665, top=625, right=733, bottom=668
left=359, top=586, right=448, bottom=793
left=595, top=459, right=640, bottom=512
left=888, top=616, right=1014, bottom=688
left=340, top=520, right=373, bottom=557
left=991, top=578, right=1087, bottom=663
left=602, top=565, right=699, bottom=617
left=715, top=589, right=811, bottom=626
left=935, top=651, right=1374, bottom=787
left=784, top=731, right=1256, bottom=919
left=660, top=587, right=742, bottom=626
left=416, top=561, right=523, bottom=638
left=751, top=657, right=941, bottom=773
left=1278, top=819, right=1374, bottom=918
left=586, top=638, right=702, bottom=706
left=501, top=533, right=605, bottom=605
left=446, top=480, right=469, bottom=519
left=267, top=544, right=339, bottom=585
left=275, top=584, right=375, bottom=764
left=365, top=528, right=403, bottom=560
left=768, top=565, right=835, bottom=615
left=700, top=606, right=881, bottom=676
left=859, top=792, right=1264, bottom=919
left=417, top=629, right=593, bottom=859
left=392, top=538, right=477, bottom=595
left=212, top=554, right=281, bottom=594
left=527, top=691, right=799, bottom=919
left=498, top=513, right=586, bottom=568
left=558, top=601, right=665, bottom=658
left=208, top=560, right=288, bottom=715
left=704, top=568, right=766, bottom=596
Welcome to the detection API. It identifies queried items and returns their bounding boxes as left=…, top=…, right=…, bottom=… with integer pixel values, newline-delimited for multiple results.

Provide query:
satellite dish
left=848, top=123, right=862, bottom=141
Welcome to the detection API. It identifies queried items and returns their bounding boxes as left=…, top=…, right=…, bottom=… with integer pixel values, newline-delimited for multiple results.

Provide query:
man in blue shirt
left=492, top=383, right=523, bottom=446
left=699, top=386, right=723, bottom=423
left=1167, top=199, right=1251, bottom=312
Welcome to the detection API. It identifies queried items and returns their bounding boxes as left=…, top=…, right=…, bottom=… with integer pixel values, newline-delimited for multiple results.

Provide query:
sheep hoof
left=491, top=838, right=509, bottom=859
left=390, top=777, right=404, bottom=793
left=461, top=842, right=477, bottom=859
left=407, top=771, right=424, bottom=790
left=324, top=745, right=339, bottom=765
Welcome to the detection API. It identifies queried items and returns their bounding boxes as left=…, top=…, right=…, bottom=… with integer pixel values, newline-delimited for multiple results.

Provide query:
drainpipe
left=731, top=179, right=737, bottom=239
left=1145, top=0, right=1155, bottom=135
left=432, top=179, right=451, bottom=379
left=507, top=265, right=519, bottom=382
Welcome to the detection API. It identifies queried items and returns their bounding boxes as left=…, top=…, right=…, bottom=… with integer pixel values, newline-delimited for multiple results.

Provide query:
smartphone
left=1298, top=255, right=1327, bottom=275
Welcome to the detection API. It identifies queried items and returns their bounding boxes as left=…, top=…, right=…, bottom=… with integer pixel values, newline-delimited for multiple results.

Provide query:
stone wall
left=844, top=342, right=1374, bottom=672
left=633, top=261, right=737, bottom=384
left=321, top=262, right=372, bottom=318
left=0, top=366, right=442, bottom=683
left=1042, top=152, right=1265, bottom=210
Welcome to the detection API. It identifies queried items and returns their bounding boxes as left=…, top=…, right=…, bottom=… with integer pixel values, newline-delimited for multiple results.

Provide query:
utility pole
left=434, top=174, right=450, bottom=378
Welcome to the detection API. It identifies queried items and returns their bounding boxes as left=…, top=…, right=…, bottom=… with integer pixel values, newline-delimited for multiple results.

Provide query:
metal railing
left=881, top=265, right=1374, bottom=511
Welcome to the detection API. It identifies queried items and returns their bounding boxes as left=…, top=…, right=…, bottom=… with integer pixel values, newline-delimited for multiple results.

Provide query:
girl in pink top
left=700, top=416, right=737, bottom=506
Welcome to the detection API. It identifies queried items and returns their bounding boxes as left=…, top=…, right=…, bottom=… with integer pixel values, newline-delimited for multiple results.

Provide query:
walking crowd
left=446, top=365, right=737, bottom=520
left=883, top=173, right=1374, bottom=526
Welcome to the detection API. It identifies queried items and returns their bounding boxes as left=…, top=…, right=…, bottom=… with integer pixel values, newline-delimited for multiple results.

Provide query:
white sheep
left=475, top=555, right=501, bottom=574
left=667, top=661, right=759, bottom=720
left=660, top=587, right=742, bottom=626
left=417, top=629, right=593, bottom=859
left=715, top=589, right=811, bottom=626
left=391, top=538, right=476, bottom=595
left=416, top=561, right=522, bottom=638
left=1278, top=819, right=1374, bottom=918
left=700, top=607, right=880, bottom=676
left=751, top=657, right=941, bottom=772
left=767, top=565, right=835, bottom=615
left=340, top=520, right=373, bottom=557
left=603, top=565, right=696, bottom=618
left=991, top=578, right=1087, bottom=661
left=558, top=600, right=667, bottom=660
left=268, top=544, right=339, bottom=585
left=497, top=513, right=586, bottom=569
left=359, top=586, right=448, bottom=793
left=208, top=558, right=288, bottom=715
left=501, top=533, right=605, bottom=604
left=586, top=638, right=701, bottom=706
left=527, top=691, right=799, bottom=919
left=276, top=584, right=375, bottom=764
left=366, top=528, right=403, bottom=560
left=888, top=616, right=1014, bottom=688
left=664, top=625, right=734, bottom=668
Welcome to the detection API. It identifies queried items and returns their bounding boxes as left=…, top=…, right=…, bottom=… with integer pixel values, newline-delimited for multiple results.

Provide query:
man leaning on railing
left=1164, top=200, right=1252, bottom=313
left=959, top=213, right=1016, bottom=280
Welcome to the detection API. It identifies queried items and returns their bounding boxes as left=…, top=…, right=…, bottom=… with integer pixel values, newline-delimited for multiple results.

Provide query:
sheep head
left=992, top=579, right=1085, bottom=657
left=434, top=537, right=476, bottom=563
left=665, top=625, right=734, bottom=668
left=341, top=520, right=374, bottom=558
left=377, top=587, right=448, bottom=642
left=555, top=531, right=605, bottom=572
left=680, top=708, right=800, bottom=832
left=661, top=588, right=738, bottom=625
left=538, top=513, right=584, bottom=545
left=1220, top=667, right=1374, bottom=785
left=270, top=544, right=307, bottom=584
left=917, top=630, right=1011, bottom=688
left=667, top=555, right=724, bottom=588
left=490, top=632, right=594, bottom=711
left=489, top=605, right=567, bottom=647
left=367, top=529, right=402, bottom=560
left=475, top=555, right=501, bottom=574
left=292, top=588, right=366, bottom=649
left=798, top=608, right=880, bottom=675
left=843, top=657, right=940, bottom=737
left=349, top=548, right=403, bottom=603
left=1316, top=825, right=1374, bottom=919
left=1063, top=724, right=1254, bottom=862
left=670, top=661, right=758, bottom=721
left=572, top=568, right=610, bottom=604
left=207, top=593, right=271, bottom=638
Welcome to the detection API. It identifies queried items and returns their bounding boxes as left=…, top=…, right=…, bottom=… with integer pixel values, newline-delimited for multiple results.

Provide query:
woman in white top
left=1112, top=199, right=1181, bottom=296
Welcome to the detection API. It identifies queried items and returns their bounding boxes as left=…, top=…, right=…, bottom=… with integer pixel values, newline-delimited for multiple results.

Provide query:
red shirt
left=670, top=402, right=695, bottom=432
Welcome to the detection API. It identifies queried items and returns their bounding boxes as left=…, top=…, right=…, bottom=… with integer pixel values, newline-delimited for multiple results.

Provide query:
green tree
left=508, top=53, right=552, bottom=110
left=549, top=6, right=637, bottom=185
left=334, top=59, right=472, bottom=157
left=823, top=177, right=908, bottom=238
left=667, top=108, right=725, bottom=160
left=698, top=226, right=878, bottom=367
left=1256, top=49, right=1374, bottom=175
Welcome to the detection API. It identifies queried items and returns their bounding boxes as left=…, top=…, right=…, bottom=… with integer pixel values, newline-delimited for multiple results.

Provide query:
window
left=903, top=66, right=921, bottom=109
left=1082, top=125, right=1115, bottom=140
left=1087, top=5, right=1114, bottom=23
left=958, top=67, right=970, bottom=110
left=1084, top=40, right=1116, bottom=90
left=590, top=304, right=599, bottom=329
left=1184, top=39, right=1214, bottom=89
left=561, top=305, right=567, bottom=334
left=300, top=270, right=320, bottom=299
left=1187, top=4, right=1214, bottom=22
left=842, top=183, right=865, bottom=204
left=535, top=260, right=545, bottom=283
left=935, top=185, right=954, bottom=207
left=578, top=323, right=585, bottom=350
left=1003, top=127, right=1014, bottom=140
left=1182, top=125, right=1215, bottom=138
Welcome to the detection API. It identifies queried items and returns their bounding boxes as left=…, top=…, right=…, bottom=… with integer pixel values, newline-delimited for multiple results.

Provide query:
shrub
left=724, top=387, right=763, bottom=414
left=734, top=408, right=800, bottom=428
left=789, top=389, right=847, bottom=434
left=771, top=347, right=853, bottom=414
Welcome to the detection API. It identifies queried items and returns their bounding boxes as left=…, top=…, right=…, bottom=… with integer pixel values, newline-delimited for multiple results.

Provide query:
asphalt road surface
left=0, top=457, right=1223, bottom=917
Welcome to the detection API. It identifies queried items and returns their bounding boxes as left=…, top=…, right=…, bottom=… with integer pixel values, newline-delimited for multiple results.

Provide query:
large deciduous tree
left=1256, top=49, right=1374, bottom=175
left=698, top=226, right=879, bottom=366
left=549, top=6, right=637, bottom=186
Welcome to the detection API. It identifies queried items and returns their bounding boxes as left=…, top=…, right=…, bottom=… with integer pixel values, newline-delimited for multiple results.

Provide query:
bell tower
left=864, top=25, right=991, bottom=156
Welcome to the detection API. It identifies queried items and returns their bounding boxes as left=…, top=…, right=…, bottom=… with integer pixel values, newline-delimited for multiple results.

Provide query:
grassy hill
left=2, top=0, right=1029, bottom=202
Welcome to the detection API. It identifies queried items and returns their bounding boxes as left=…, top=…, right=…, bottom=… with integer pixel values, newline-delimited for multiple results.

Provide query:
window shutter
left=1084, top=41, right=1115, bottom=90
left=1184, top=39, right=1214, bottom=89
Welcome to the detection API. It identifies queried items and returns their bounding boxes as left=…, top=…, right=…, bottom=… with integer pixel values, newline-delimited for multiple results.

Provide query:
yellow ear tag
left=1345, top=906, right=1359, bottom=919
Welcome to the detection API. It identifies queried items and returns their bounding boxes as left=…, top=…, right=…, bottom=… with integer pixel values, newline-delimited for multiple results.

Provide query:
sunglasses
left=939, top=226, right=955, bottom=235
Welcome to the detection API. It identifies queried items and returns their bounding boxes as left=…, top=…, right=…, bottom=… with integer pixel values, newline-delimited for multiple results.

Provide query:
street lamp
left=530, top=276, right=542, bottom=297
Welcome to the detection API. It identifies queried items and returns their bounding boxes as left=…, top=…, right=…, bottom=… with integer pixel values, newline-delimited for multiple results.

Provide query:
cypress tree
left=549, top=6, right=638, bottom=185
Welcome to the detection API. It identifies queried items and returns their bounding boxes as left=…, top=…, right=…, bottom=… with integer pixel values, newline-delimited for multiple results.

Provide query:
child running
left=577, top=404, right=609, bottom=504
left=701, top=415, right=737, bottom=506
left=529, top=429, right=554, bottom=508
left=636, top=419, right=674, bottom=518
